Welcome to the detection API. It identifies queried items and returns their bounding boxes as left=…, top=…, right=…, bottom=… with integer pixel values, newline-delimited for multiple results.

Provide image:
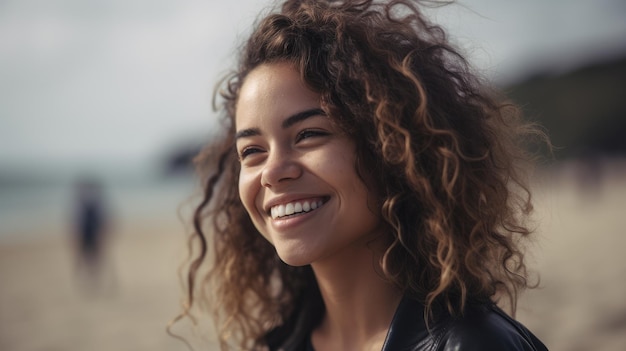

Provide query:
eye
left=295, top=129, right=329, bottom=143
left=239, top=146, right=263, bottom=160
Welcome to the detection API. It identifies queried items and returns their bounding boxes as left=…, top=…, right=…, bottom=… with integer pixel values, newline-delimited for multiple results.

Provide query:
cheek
left=339, top=159, right=381, bottom=224
left=238, top=172, right=273, bottom=243
left=238, top=171, right=258, bottom=216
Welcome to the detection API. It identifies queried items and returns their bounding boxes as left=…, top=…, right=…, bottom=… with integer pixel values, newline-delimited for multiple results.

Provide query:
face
left=235, top=62, right=382, bottom=266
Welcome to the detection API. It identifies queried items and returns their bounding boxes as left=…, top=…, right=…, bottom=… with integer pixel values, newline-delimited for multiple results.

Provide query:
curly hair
left=177, top=0, right=545, bottom=349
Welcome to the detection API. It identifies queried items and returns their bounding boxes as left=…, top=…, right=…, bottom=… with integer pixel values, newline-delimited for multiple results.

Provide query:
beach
left=0, top=216, right=195, bottom=351
left=517, top=160, right=626, bottom=351
left=1, top=161, right=626, bottom=350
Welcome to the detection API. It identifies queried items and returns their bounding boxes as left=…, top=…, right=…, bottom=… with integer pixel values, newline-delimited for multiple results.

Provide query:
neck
left=310, top=236, right=402, bottom=351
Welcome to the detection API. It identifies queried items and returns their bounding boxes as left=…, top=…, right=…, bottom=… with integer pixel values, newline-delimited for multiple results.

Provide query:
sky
left=1, top=0, right=625, bottom=175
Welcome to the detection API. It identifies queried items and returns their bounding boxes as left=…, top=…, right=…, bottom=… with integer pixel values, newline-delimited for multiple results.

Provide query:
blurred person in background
left=175, top=0, right=549, bottom=350
left=73, top=175, right=112, bottom=294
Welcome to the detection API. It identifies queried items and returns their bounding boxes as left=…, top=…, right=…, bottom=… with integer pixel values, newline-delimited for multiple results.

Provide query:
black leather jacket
left=267, top=295, right=548, bottom=351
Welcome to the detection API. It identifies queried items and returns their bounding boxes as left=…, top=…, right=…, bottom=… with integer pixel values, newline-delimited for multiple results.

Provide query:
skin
left=236, top=62, right=401, bottom=350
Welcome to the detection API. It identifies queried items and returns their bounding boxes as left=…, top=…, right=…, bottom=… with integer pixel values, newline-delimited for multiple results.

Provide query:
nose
left=260, top=149, right=302, bottom=188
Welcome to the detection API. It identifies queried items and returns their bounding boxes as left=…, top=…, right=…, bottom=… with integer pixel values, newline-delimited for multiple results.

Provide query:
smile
left=270, top=198, right=327, bottom=219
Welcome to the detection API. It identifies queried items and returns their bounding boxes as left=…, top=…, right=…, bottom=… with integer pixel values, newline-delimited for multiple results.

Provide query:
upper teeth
left=271, top=199, right=324, bottom=219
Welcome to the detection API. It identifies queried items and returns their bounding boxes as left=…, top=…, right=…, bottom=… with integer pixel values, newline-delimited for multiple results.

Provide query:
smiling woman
left=176, top=1, right=549, bottom=350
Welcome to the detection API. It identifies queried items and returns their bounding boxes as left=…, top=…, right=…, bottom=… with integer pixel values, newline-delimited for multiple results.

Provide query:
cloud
left=0, top=0, right=265, bottom=167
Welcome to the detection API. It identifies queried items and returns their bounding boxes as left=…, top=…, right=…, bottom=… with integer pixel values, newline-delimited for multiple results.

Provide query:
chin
left=276, top=253, right=314, bottom=267
left=275, top=245, right=318, bottom=267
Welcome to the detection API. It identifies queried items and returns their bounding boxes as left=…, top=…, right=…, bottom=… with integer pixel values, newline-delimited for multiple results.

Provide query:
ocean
left=0, top=165, right=199, bottom=244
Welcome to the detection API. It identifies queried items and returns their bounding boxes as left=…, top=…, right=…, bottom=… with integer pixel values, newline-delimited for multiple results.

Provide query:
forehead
left=235, top=62, right=321, bottom=128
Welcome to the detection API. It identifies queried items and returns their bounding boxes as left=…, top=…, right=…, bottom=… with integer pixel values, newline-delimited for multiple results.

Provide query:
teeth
left=276, top=205, right=285, bottom=217
left=285, top=203, right=294, bottom=216
left=270, top=199, right=324, bottom=219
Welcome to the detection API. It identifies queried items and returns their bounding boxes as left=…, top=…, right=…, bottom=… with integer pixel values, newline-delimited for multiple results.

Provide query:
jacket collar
left=381, top=296, right=434, bottom=350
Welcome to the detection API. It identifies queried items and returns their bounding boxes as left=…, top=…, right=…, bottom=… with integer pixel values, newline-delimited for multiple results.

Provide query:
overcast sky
left=1, top=0, right=625, bottom=174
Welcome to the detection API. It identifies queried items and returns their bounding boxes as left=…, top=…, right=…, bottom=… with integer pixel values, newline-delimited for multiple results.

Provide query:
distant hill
left=163, top=142, right=203, bottom=176
left=505, top=55, right=626, bottom=159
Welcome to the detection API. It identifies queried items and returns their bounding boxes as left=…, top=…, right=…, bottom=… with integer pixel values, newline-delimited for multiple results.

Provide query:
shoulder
left=382, top=296, right=548, bottom=351
left=439, top=303, right=548, bottom=351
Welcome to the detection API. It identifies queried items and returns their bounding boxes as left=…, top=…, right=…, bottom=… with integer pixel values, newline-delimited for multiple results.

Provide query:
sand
left=0, top=217, right=197, bottom=351
left=516, top=160, right=626, bottom=351
left=1, top=161, right=626, bottom=351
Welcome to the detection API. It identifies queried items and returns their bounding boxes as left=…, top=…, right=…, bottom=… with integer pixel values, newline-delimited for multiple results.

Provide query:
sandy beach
left=517, top=160, right=626, bottom=351
left=1, top=161, right=626, bottom=351
left=0, top=218, right=195, bottom=351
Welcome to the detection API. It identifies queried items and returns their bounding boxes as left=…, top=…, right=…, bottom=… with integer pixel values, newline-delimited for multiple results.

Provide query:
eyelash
left=239, top=147, right=262, bottom=159
left=296, top=129, right=329, bottom=142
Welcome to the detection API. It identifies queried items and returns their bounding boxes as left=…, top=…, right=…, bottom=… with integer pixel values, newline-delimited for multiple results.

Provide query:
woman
left=179, top=0, right=548, bottom=350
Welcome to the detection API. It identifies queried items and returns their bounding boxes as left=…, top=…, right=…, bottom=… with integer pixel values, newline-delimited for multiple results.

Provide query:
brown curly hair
left=177, top=0, right=545, bottom=349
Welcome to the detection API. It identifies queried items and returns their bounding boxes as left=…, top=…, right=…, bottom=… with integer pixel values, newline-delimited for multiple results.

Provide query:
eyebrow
left=235, top=128, right=261, bottom=140
left=235, top=108, right=326, bottom=140
left=282, top=108, right=326, bottom=128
